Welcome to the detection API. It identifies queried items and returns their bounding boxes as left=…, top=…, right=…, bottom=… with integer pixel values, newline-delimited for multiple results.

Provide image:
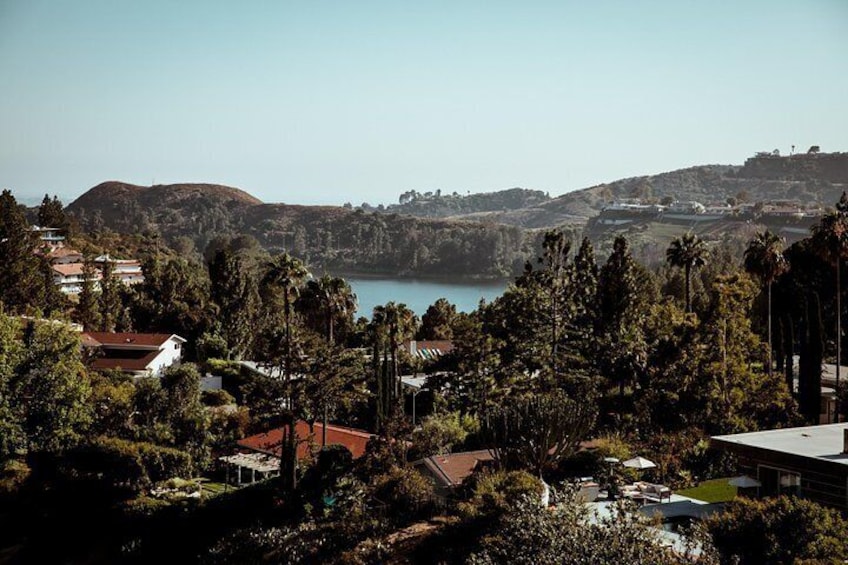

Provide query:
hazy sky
left=1, top=1, right=846, bottom=206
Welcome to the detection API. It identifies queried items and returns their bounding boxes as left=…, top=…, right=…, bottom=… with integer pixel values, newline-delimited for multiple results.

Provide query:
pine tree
left=76, top=257, right=101, bottom=331
left=36, top=194, right=68, bottom=232
left=0, top=190, right=40, bottom=311
left=98, top=258, right=121, bottom=332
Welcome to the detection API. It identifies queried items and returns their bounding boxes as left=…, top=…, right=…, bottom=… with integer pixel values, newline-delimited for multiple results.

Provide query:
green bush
left=201, top=389, right=236, bottom=407
left=372, top=465, right=435, bottom=524
left=704, top=496, right=848, bottom=563
left=458, top=470, right=543, bottom=519
left=410, top=411, right=478, bottom=458
left=196, top=333, right=229, bottom=362
left=0, top=459, right=30, bottom=495
left=61, top=437, right=193, bottom=496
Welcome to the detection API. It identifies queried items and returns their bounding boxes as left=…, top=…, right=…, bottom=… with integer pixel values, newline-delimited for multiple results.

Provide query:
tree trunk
left=783, top=314, right=794, bottom=394
left=684, top=264, right=691, bottom=313
left=838, top=257, right=841, bottom=423
left=322, top=402, right=328, bottom=447
left=767, top=281, right=773, bottom=377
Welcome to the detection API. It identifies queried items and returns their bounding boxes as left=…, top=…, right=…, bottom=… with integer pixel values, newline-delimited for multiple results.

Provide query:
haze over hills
left=63, top=150, right=848, bottom=278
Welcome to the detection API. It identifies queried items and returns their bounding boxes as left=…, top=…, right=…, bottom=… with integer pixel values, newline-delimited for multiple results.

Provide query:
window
left=759, top=466, right=801, bottom=497
left=175, top=343, right=181, bottom=350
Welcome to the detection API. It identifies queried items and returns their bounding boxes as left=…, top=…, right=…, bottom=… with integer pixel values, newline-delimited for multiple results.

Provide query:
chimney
left=843, top=429, right=848, bottom=455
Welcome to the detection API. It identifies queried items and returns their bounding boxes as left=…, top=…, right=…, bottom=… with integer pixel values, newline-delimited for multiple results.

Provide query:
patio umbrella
left=728, top=475, right=761, bottom=488
left=622, top=456, right=657, bottom=470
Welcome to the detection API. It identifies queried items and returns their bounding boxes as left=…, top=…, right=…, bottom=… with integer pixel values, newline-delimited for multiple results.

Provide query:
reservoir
left=344, top=277, right=509, bottom=318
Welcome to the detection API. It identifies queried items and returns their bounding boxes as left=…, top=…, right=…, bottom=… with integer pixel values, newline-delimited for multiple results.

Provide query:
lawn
left=676, top=478, right=737, bottom=503
left=201, top=481, right=230, bottom=497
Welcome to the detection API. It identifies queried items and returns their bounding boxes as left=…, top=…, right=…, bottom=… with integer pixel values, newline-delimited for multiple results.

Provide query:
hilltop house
left=47, top=252, right=144, bottom=294
left=31, top=225, right=65, bottom=248
left=93, top=254, right=144, bottom=286
left=52, top=263, right=99, bottom=294
left=82, top=332, right=185, bottom=377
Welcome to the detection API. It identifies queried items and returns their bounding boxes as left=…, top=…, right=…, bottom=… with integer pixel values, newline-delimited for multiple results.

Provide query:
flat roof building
left=712, top=423, right=848, bottom=510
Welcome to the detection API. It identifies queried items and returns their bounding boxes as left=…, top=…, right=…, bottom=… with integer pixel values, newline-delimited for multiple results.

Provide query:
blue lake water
left=343, top=276, right=509, bottom=318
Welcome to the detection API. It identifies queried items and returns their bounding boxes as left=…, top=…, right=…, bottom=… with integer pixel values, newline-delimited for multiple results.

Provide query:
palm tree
left=298, top=275, right=356, bottom=444
left=665, top=232, right=708, bottom=313
left=811, top=193, right=848, bottom=422
left=371, top=301, right=417, bottom=431
left=301, top=275, right=357, bottom=345
left=262, top=253, right=309, bottom=491
left=744, top=230, right=789, bottom=377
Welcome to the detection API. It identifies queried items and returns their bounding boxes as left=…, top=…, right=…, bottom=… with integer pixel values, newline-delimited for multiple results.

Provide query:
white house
left=94, top=254, right=145, bottom=286
left=52, top=263, right=100, bottom=294
left=82, top=332, right=186, bottom=377
left=49, top=254, right=145, bottom=294
left=31, top=225, right=65, bottom=247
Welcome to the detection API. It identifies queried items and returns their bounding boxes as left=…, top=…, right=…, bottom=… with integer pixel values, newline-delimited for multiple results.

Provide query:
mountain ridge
left=62, top=151, right=848, bottom=277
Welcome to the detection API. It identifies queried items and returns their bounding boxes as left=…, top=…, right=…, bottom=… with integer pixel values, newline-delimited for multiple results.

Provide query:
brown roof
left=81, top=332, right=183, bottom=348
left=89, top=350, right=161, bottom=372
left=238, top=421, right=373, bottom=460
left=416, top=449, right=495, bottom=488
left=415, top=340, right=454, bottom=351
left=46, top=247, right=82, bottom=259
left=52, top=263, right=87, bottom=276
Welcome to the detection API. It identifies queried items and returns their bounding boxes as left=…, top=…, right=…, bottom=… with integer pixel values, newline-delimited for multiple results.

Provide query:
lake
left=343, top=276, right=509, bottom=318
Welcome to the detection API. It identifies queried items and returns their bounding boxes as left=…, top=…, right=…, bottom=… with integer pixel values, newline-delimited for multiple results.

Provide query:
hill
left=388, top=152, right=848, bottom=227
left=384, top=188, right=551, bottom=217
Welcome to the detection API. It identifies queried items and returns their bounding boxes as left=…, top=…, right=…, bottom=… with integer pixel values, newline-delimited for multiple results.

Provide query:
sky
left=1, top=0, right=847, bottom=206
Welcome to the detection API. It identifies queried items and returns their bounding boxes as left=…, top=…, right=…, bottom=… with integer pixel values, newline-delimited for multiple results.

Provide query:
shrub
left=371, top=466, right=435, bottom=524
left=410, top=411, right=477, bottom=458
left=704, top=496, right=848, bottom=563
left=0, top=459, right=30, bottom=495
left=458, top=470, right=543, bottom=519
left=201, top=389, right=235, bottom=407
left=61, top=437, right=193, bottom=496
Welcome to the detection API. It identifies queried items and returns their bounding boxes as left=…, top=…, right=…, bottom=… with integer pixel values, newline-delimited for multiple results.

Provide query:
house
left=82, top=332, right=185, bottom=377
left=223, top=421, right=374, bottom=486
left=406, top=340, right=454, bottom=361
left=31, top=225, right=65, bottom=247
left=52, top=263, right=99, bottom=294
left=45, top=246, right=83, bottom=265
left=238, top=421, right=374, bottom=461
left=46, top=252, right=144, bottom=295
left=93, top=254, right=144, bottom=286
left=413, top=449, right=495, bottom=500
left=711, top=423, right=848, bottom=510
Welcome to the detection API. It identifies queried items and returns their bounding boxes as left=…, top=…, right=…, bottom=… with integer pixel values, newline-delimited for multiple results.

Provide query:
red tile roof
left=416, top=449, right=495, bottom=487
left=238, top=421, right=373, bottom=460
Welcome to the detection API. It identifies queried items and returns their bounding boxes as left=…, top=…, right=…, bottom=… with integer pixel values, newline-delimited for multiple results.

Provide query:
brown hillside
left=68, top=181, right=262, bottom=215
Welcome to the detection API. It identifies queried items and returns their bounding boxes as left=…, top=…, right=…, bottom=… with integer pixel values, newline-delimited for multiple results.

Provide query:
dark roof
left=89, top=350, right=161, bottom=372
left=238, top=421, right=373, bottom=460
left=81, top=332, right=184, bottom=348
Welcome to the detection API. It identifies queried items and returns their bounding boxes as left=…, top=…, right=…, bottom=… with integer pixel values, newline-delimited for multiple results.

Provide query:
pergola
left=219, top=452, right=280, bottom=485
